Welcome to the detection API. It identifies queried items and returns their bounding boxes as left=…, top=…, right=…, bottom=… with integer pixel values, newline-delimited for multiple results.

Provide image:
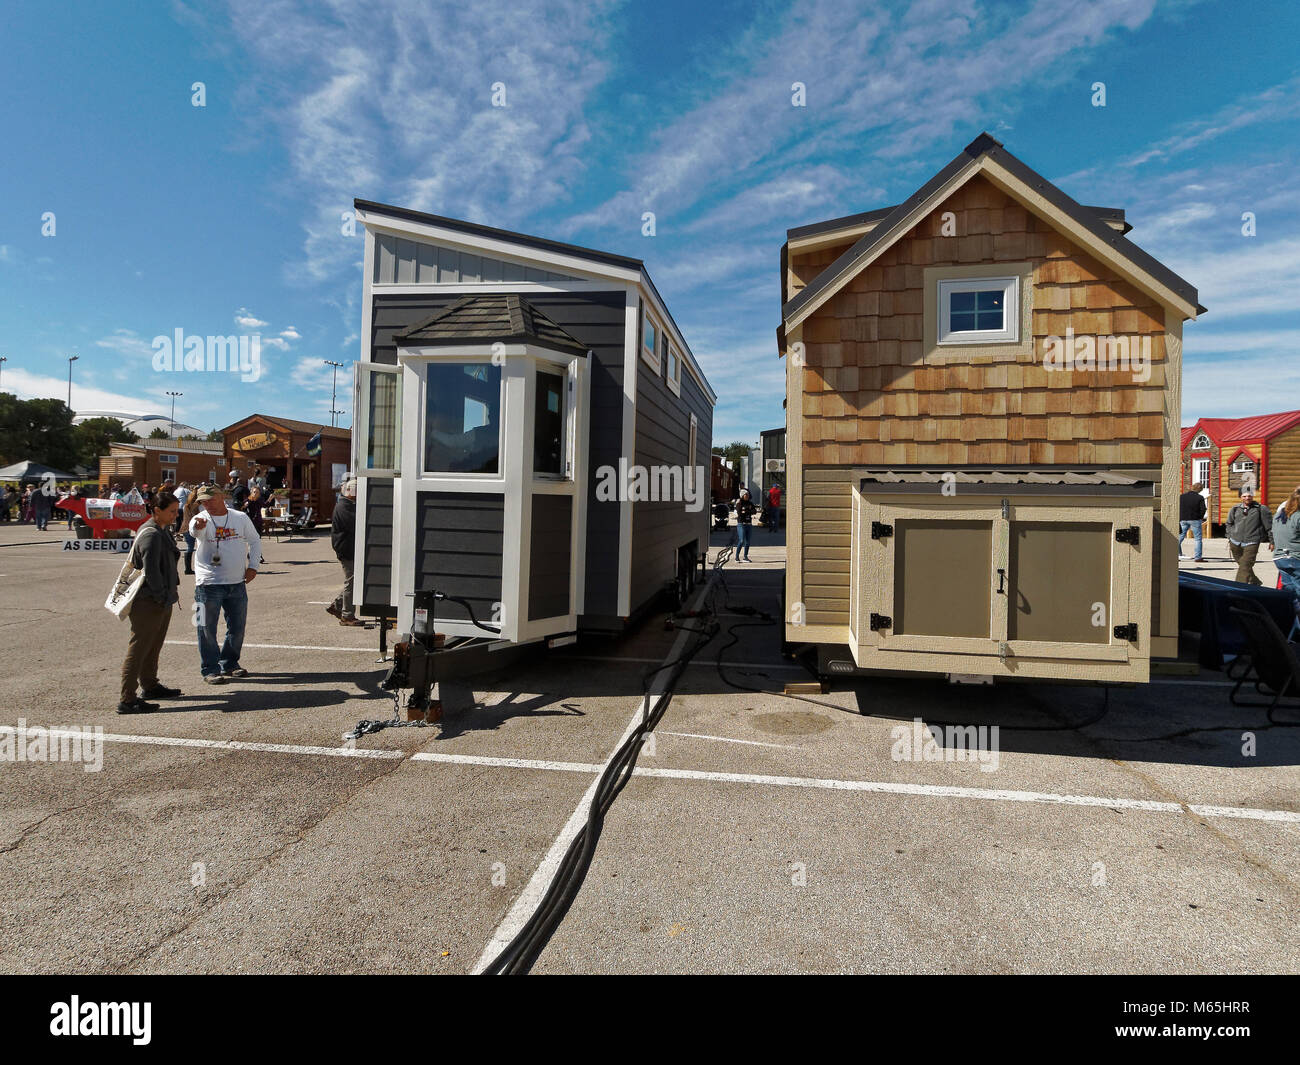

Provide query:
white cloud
left=235, top=308, right=269, bottom=329
left=280, top=326, right=301, bottom=340
left=94, top=329, right=155, bottom=360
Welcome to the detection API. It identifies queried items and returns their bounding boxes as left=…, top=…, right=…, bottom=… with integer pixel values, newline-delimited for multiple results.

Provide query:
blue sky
left=1, top=0, right=1297, bottom=448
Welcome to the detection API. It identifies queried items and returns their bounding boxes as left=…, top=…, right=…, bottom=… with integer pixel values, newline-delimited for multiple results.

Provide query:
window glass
left=534, top=370, right=564, bottom=476
left=949, top=289, right=1004, bottom=332
left=643, top=313, right=657, bottom=358
left=366, top=369, right=400, bottom=471
left=423, top=363, right=501, bottom=474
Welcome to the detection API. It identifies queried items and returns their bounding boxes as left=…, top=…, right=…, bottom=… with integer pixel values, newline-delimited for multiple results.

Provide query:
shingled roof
left=395, top=295, right=589, bottom=356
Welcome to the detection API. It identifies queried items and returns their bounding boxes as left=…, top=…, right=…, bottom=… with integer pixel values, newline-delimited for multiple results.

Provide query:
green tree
left=74, top=417, right=139, bottom=468
left=148, top=427, right=170, bottom=439
left=205, top=429, right=222, bottom=442
left=0, top=397, right=80, bottom=470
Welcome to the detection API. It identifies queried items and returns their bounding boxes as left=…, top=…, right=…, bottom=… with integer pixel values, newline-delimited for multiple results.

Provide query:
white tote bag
left=105, top=551, right=146, bottom=620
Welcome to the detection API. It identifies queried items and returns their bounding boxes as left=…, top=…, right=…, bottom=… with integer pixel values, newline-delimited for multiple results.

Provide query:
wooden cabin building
left=777, top=134, right=1203, bottom=683
left=220, top=415, right=352, bottom=522
left=1181, top=411, right=1300, bottom=533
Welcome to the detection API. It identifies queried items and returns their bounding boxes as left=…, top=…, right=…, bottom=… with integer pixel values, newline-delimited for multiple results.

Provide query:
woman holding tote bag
left=117, top=490, right=183, bottom=714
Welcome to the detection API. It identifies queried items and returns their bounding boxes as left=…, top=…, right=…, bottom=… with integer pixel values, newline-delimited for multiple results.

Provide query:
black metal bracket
left=871, top=521, right=894, bottom=540
left=1114, top=623, right=1138, bottom=642
left=870, top=612, right=892, bottom=631
left=1115, top=526, right=1140, bottom=545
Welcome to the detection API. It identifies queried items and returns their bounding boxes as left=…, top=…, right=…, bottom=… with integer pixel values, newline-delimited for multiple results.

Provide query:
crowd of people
left=116, top=472, right=360, bottom=714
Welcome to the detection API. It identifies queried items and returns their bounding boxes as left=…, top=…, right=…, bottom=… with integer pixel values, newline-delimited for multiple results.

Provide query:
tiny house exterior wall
left=779, top=135, right=1202, bottom=681
left=351, top=201, right=714, bottom=643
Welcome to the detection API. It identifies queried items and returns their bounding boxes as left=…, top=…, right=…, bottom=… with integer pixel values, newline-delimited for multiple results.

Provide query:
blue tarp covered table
left=1178, top=572, right=1294, bottom=670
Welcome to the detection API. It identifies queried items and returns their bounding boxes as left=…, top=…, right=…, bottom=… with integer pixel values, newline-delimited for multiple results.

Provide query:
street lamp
left=67, top=354, right=79, bottom=409
left=166, top=391, right=183, bottom=436
left=323, top=360, right=344, bottom=427
left=0, top=356, right=7, bottom=392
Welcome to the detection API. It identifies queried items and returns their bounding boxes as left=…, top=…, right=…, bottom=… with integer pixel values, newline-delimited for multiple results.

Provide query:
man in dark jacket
left=119, top=490, right=183, bottom=713
left=327, top=478, right=362, bottom=626
left=1226, top=488, right=1273, bottom=585
left=1178, top=481, right=1208, bottom=561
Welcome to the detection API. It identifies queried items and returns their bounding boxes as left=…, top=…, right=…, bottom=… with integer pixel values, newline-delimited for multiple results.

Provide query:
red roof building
left=1181, top=409, right=1300, bottom=529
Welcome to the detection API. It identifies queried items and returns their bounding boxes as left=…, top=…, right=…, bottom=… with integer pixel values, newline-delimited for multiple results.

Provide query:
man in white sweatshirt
left=188, top=484, right=262, bottom=684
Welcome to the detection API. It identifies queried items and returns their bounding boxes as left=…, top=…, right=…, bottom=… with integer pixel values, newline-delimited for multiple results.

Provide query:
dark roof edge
left=782, top=133, right=1201, bottom=321
left=354, top=199, right=644, bottom=272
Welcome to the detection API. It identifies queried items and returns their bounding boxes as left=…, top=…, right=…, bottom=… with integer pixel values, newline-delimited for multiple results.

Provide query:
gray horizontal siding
left=360, top=479, right=393, bottom=611
left=368, top=290, right=626, bottom=619
left=373, top=233, right=578, bottom=285
left=529, top=494, right=572, bottom=620
left=415, top=491, right=504, bottom=627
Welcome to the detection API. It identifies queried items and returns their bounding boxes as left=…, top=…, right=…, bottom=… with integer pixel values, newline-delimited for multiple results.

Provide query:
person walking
left=245, top=486, right=269, bottom=562
left=189, top=485, right=262, bottom=684
left=767, top=481, right=783, bottom=532
left=1179, top=481, right=1207, bottom=562
left=31, top=479, right=54, bottom=531
left=735, top=488, right=756, bottom=562
left=180, top=488, right=202, bottom=574
left=327, top=478, right=362, bottom=626
left=173, top=481, right=191, bottom=537
left=118, top=489, right=183, bottom=714
left=1271, top=488, right=1300, bottom=621
left=1226, top=487, right=1273, bottom=585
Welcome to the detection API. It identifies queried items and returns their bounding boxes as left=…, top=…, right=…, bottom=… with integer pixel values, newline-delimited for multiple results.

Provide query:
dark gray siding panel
left=529, top=494, right=572, bottom=620
left=361, top=479, right=394, bottom=611
left=415, top=492, right=504, bottom=626
left=369, top=290, right=625, bottom=618
left=630, top=355, right=714, bottom=613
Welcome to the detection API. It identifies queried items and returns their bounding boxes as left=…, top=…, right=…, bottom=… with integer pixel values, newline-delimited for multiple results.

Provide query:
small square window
left=937, top=277, right=1019, bottom=345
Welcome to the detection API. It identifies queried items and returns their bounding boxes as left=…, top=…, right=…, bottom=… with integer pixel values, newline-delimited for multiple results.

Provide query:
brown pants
left=1229, top=541, right=1262, bottom=585
left=121, top=595, right=174, bottom=703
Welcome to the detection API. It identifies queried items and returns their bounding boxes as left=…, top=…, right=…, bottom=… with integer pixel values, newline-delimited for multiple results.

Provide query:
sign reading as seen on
left=63, top=538, right=132, bottom=553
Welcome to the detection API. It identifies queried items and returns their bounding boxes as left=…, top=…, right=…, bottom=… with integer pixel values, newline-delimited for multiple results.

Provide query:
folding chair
left=290, top=507, right=315, bottom=535
left=1226, top=596, right=1300, bottom=718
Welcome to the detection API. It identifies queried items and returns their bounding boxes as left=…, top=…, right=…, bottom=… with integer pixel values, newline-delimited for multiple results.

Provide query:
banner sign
left=232, top=432, right=278, bottom=452
left=63, top=538, right=132, bottom=553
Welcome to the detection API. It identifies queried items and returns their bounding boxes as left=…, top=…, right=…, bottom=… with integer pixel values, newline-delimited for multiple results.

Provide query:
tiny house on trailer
left=351, top=200, right=715, bottom=646
left=777, top=134, right=1204, bottom=684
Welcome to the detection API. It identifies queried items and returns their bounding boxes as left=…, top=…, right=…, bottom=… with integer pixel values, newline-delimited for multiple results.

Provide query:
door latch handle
left=996, top=568, right=1006, bottom=594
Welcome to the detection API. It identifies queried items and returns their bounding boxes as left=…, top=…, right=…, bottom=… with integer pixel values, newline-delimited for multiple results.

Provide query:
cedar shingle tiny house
left=352, top=201, right=714, bottom=644
left=1181, top=410, right=1300, bottom=533
left=778, top=134, right=1203, bottom=683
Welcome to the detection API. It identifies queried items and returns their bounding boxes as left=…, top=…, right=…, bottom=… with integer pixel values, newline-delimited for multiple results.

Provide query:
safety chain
left=343, top=688, right=432, bottom=742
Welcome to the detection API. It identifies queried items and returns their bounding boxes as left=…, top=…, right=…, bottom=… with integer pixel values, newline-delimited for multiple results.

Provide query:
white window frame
left=1191, top=433, right=1212, bottom=450
left=1193, top=458, right=1211, bottom=492
left=159, top=453, right=178, bottom=464
left=688, top=412, right=698, bottom=491
left=641, top=306, right=661, bottom=371
left=665, top=341, right=681, bottom=396
left=936, top=276, right=1020, bottom=345
left=532, top=359, right=575, bottom=483
left=418, top=359, right=505, bottom=480
left=354, top=362, right=403, bottom=478
left=1232, top=457, right=1256, bottom=473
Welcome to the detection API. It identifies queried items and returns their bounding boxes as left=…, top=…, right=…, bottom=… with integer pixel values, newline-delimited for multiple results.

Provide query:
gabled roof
left=1184, top=410, right=1300, bottom=447
left=781, top=133, right=1204, bottom=340
left=395, top=294, right=589, bottom=356
left=788, top=202, right=1129, bottom=245
left=222, top=414, right=351, bottom=440
left=1181, top=426, right=1198, bottom=449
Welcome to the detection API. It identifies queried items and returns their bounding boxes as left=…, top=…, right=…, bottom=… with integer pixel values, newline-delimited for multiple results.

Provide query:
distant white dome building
left=72, top=410, right=207, bottom=439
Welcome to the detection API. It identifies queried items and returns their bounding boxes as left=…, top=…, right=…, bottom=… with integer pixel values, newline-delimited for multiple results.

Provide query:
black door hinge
left=1115, top=526, right=1140, bottom=545
left=1114, top=623, right=1138, bottom=641
left=870, top=612, right=892, bottom=631
left=871, top=521, right=893, bottom=540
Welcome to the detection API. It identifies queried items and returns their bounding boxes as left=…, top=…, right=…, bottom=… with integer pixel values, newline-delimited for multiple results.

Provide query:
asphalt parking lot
left=0, top=519, right=1297, bottom=974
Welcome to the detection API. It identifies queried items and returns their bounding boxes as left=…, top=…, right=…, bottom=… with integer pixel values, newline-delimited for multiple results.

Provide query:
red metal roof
left=1183, top=410, right=1300, bottom=448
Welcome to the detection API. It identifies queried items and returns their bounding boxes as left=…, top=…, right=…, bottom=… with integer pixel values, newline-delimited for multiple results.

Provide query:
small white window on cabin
left=688, top=412, right=698, bottom=491
left=666, top=343, right=681, bottom=395
left=1232, top=457, right=1256, bottom=473
left=937, top=276, right=1019, bottom=345
left=1192, top=433, right=1212, bottom=450
left=355, top=363, right=403, bottom=477
left=642, top=309, right=660, bottom=369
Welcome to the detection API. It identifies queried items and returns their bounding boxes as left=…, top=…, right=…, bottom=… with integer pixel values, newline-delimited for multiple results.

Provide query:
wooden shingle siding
left=788, top=240, right=857, bottom=300
left=798, top=176, right=1169, bottom=468
left=802, top=467, right=853, bottom=625
left=366, top=290, right=627, bottom=617
left=415, top=492, right=504, bottom=626
left=630, top=354, right=713, bottom=613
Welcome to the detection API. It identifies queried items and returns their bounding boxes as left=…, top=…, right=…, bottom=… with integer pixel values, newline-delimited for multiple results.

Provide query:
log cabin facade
left=1181, top=411, right=1300, bottom=533
left=778, top=134, right=1204, bottom=683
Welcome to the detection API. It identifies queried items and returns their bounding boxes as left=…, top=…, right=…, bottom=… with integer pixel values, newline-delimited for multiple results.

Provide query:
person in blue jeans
left=188, top=485, right=262, bottom=684
left=1272, top=489, right=1300, bottom=625
left=734, top=489, right=756, bottom=562
left=1178, top=482, right=1207, bottom=561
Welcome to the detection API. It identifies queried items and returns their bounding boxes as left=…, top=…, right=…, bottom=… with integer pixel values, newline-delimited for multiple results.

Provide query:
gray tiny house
left=351, top=200, right=715, bottom=646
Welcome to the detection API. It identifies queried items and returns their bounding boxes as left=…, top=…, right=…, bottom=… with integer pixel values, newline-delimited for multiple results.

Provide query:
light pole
left=67, top=354, right=79, bottom=409
left=323, top=360, right=344, bottom=427
left=0, top=356, right=7, bottom=392
left=166, top=391, right=183, bottom=436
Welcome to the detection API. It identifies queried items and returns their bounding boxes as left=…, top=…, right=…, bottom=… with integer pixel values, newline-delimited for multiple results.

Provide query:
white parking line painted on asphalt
left=661, top=730, right=797, bottom=750
left=0, top=725, right=403, bottom=760
left=470, top=573, right=720, bottom=974
left=411, top=751, right=602, bottom=774
left=166, top=640, right=374, bottom=653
